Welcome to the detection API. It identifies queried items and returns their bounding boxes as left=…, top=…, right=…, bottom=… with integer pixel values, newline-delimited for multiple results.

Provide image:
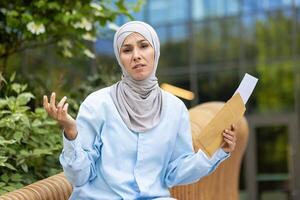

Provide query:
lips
left=132, top=64, right=145, bottom=69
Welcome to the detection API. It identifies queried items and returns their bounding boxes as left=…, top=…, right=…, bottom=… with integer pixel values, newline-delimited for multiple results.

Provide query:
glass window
left=256, top=125, right=289, bottom=200
left=157, top=26, right=189, bottom=68
left=208, top=0, right=226, bottom=17
left=148, top=0, right=169, bottom=24
left=256, top=0, right=292, bottom=11
left=192, top=0, right=206, bottom=20
left=148, top=0, right=188, bottom=25
left=207, top=20, right=223, bottom=62
left=159, top=39, right=189, bottom=68
left=245, top=63, right=295, bottom=114
left=170, top=0, right=189, bottom=22
left=242, top=15, right=257, bottom=60
left=170, top=24, right=188, bottom=41
left=254, top=10, right=293, bottom=62
left=224, top=18, right=240, bottom=61
left=204, top=0, right=226, bottom=17
left=256, top=126, right=289, bottom=174
left=192, top=0, right=228, bottom=20
left=242, top=0, right=259, bottom=14
left=154, top=26, right=168, bottom=44
left=193, top=22, right=209, bottom=64
left=297, top=10, right=300, bottom=55
left=282, top=0, right=293, bottom=6
left=225, top=0, right=240, bottom=16
left=95, top=39, right=114, bottom=55
left=264, top=0, right=293, bottom=10
left=193, top=21, right=225, bottom=64
left=197, top=68, right=240, bottom=103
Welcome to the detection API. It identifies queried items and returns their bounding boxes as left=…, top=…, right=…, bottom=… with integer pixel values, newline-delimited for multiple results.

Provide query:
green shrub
left=0, top=73, right=62, bottom=194
left=0, top=66, right=119, bottom=194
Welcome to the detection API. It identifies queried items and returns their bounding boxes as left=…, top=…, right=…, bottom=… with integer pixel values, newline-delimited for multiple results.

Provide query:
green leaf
left=34, top=0, right=46, bottom=8
left=21, top=13, right=33, bottom=22
left=4, top=163, right=17, bottom=171
left=31, top=119, right=42, bottom=127
left=132, top=0, right=145, bottom=12
left=48, top=2, right=60, bottom=10
left=16, top=158, right=25, bottom=166
left=0, top=117, right=15, bottom=129
left=2, top=185, right=16, bottom=192
left=115, top=0, right=127, bottom=12
left=0, top=189, right=7, bottom=195
left=0, top=137, right=16, bottom=146
left=16, top=92, right=35, bottom=106
left=13, top=132, right=23, bottom=142
left=0, top=173, right=9, bottom=183
left=21, top=84, right=27, bottom=92
left=15, top=106, right=30, bottom=113
left=0, top=156, right=8, bottom=166
left=7, top=10, right=19, bottom=17
left=0, top=73, right=7, bottom=85
left=10, top=174, right=22, bottom=182
left=34, top=108, right=47, bottom=117
left=11, top=83, right=22, bottom=94
left=6, top=96, right=16, bottom=111
left=19, top=114, right=30, bottom=128
left=9, top=72, right=16, bottom=82
left=33, top=149, right=52, bottom=156
left=0, top=99, right=7, bottom=109
left=21, top=163, right=28, bottom=173
left=20, top=150, right=30, bottom=156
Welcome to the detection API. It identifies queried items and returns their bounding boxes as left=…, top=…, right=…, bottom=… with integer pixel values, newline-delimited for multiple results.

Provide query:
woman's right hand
left=43, top=92, right=77, bottom=140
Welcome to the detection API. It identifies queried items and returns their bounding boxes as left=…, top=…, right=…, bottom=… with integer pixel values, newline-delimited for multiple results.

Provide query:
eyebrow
left=121, top=39, right=148, bottom=47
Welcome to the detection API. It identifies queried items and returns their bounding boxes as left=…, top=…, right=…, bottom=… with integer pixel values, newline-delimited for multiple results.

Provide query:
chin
left=133, top=77, right=146, bottom=81
left=133, top=74, right=149, bottom=81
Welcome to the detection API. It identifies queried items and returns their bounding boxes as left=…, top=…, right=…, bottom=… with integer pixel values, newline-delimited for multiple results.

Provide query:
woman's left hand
left=221, top=124, right=237, bottom=153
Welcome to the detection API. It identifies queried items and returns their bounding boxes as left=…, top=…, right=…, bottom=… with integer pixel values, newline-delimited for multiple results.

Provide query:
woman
left=43, top=21, right=237, bottom=200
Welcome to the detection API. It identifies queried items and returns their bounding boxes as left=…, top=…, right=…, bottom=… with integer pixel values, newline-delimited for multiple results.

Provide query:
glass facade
left=95, top=1, right=300, bottom=199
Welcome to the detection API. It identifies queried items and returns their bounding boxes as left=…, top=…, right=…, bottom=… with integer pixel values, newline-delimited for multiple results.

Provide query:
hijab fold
left=110, top=21, right=163, bottom=133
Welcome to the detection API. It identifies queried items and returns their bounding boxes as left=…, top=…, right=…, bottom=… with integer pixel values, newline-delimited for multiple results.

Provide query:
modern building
left=95, top=1, right=300, bottom=199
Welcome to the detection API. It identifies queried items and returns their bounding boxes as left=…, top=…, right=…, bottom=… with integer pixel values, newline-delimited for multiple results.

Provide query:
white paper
left=234, top=73, right=258, bottom=104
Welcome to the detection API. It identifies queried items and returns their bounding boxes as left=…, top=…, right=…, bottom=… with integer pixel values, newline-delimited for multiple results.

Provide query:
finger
left=49, top=92, right=57, bottom=112
left=43, top=95, right=50, bottom=112
left=57, top=97, right=68, bottom=120
left=57, top=96, right=67, bottom=110
left=224, top=138, right=235, bottom=146
left=63, top=103, right=69, bottom=114
left=61, top=103, right=69, bottom=120
left=223, top=131, right=236, bottom=142
left=225, top=129, right=236, bottom=137
left=223, top=133, right=235, bottom=142
left=231, top=124, right=236, bottom=131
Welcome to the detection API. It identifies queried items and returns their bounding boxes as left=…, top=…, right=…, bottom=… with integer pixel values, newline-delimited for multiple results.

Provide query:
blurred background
left=0, top=0, right=299, bottom=200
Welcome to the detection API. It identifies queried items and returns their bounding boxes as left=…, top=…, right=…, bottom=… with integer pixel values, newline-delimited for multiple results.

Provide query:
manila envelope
left=199, top=93, right=246, bottom=157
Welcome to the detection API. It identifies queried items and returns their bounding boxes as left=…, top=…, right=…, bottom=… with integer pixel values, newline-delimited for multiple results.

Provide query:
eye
left=141, top=43, right=149, bottom=48
left=122, top=48, right=132, bottom=53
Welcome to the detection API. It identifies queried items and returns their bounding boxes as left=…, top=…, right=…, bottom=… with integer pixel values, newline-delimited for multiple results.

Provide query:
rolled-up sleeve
left=164, top=106, right=229, bottom=188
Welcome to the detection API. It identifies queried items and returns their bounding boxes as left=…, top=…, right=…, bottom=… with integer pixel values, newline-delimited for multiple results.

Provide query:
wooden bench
left=0, top=102, right=249, bottom=200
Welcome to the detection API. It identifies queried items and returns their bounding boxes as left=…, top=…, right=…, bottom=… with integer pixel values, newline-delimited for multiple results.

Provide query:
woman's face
left=119, top=32, right=155, bottom=81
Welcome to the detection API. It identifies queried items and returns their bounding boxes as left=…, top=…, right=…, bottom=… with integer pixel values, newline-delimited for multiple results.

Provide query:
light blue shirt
left=60, top=87, right=229, bottom=200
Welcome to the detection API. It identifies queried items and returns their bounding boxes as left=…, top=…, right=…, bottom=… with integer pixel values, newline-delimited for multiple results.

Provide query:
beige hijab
left=110, top=21, right=163, bottom=133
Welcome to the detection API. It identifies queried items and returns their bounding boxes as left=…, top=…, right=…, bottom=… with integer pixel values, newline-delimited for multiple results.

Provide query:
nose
left=133, top=49, right=141, bottom=61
